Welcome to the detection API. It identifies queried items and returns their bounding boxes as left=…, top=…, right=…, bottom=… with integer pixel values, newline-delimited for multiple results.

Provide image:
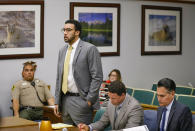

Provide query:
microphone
left=31, top=81, right=35, bottom=87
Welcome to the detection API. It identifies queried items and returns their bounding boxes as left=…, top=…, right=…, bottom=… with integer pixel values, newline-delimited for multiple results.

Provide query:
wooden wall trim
left=136, top=0, right=195, bottom=4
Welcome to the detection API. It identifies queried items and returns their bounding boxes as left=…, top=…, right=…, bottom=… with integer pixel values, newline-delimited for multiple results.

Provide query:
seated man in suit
left=156, top=78, right=192, bottom=131
left=11, top=61, right=55, bottom=120
left=78, top=81, right=144, bottom=130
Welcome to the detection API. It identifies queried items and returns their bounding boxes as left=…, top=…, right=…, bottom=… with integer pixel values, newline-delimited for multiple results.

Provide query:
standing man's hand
left=14, top=113, right=19, bottom=117
left=78, top=123, right=90, bottom=131
left=54, top=104, right=61, bottom=117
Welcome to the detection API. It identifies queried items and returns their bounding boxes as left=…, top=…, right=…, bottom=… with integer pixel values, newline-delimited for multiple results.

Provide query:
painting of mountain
left=78, top=13, right=112, bottom=47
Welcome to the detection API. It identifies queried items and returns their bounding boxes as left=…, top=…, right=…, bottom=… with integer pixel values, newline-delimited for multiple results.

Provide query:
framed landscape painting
left=70, top=2, right=120, bottom=56
left=141, top=5, right=182, bottom=55
left=0, top=1, right=44, bottom=59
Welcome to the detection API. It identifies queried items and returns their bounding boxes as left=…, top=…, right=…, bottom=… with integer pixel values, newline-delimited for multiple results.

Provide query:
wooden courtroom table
left=0, top=116, right=78, bottom=131
left=0, top=117, right=39, bottom=131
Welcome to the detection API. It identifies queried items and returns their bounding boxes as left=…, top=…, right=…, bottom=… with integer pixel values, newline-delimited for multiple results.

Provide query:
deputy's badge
left=12, top=85, right=16, bottom=91
left=22, top=82, right=27, bottom=86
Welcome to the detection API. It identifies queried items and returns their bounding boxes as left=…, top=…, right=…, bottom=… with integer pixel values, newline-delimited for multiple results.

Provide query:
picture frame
left=0, top=0, right=44, bottom=59
left=70, top=2, right=120, bottom=56
left=141, top=5, right=182, bottom=55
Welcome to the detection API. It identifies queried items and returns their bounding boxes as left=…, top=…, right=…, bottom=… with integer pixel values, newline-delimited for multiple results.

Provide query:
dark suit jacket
left=157, top=99, right=192, bottom=131
left=55, top=40, right=103, bottom=110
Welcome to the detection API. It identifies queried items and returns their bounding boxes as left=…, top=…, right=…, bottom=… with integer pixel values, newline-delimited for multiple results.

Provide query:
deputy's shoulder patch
left=35, top=79, right=40, bottom=83
left=22, top=82, right=27, bottom=86
left=12, top=85, right=16, bottom=91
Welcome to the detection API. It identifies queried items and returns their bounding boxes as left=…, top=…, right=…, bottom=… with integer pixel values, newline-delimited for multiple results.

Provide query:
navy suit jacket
left=157, top=99, right=192, bottom=131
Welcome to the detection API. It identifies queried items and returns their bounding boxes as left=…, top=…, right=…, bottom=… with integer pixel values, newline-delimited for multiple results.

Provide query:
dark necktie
left=113, top=106, right=121, bottom=128
left=160, top=107, right=167, bottom=131
left=114, top=107, right=117, bottom=122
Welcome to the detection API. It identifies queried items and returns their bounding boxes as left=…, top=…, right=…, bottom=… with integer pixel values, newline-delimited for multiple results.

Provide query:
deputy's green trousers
left=19, top=108, right=43, bottom=121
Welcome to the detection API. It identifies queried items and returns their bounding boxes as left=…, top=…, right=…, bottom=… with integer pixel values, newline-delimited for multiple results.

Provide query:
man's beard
left=64, top=35, right=76, bottom=43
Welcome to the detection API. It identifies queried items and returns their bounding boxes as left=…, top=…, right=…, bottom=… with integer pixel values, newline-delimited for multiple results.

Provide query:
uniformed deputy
left=11, top=61, right=55, bottom=120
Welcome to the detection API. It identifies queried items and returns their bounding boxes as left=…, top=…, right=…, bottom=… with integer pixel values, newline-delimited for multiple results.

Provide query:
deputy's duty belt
left=22, top=106, right=42, bottom=110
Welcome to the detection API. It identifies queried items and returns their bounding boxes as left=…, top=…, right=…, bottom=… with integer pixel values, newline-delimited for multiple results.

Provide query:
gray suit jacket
left=90, top=94, right=144, bottom=131
left=55, top=40, right=103, bottom=110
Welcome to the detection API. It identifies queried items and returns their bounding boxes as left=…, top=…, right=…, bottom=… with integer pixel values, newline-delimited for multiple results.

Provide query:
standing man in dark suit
left=54, top=19, right=103, bottom=125
left=156, top=78, right=192, bottom=131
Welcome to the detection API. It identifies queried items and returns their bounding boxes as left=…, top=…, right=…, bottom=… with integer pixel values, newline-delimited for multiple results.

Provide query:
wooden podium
left=0, top=117, right=39, bottom=131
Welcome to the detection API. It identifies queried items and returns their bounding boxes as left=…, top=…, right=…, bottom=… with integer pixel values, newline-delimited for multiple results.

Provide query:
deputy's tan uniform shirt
left=12, top=78, right=53, bottom=107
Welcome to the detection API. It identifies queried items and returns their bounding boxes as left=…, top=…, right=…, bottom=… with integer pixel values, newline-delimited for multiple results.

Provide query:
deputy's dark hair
left=157, top=78, right=176, bottom=92
left=65, top=19, right=81, bottom=36
left=108, top=81, right=126, bottom=96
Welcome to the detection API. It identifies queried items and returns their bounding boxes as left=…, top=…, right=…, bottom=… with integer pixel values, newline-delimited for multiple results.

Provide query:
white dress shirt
left=160, top=99, right=174, bottom=131
left=65, top=38, right=80, bottom=93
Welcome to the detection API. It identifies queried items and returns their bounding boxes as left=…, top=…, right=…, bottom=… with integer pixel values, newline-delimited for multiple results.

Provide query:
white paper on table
left=123, top=125, right=149, bottom=131
left=52, top=123, right=74, bottom=129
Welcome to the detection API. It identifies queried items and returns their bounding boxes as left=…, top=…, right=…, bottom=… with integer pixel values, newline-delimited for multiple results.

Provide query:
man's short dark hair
left=65, top=19, right=82, bottom=36
left=157, top=78, right=176, bottom=92
left=23, top=61, right=37, bottom=71
left=108, top=81, right=126, bottom=96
